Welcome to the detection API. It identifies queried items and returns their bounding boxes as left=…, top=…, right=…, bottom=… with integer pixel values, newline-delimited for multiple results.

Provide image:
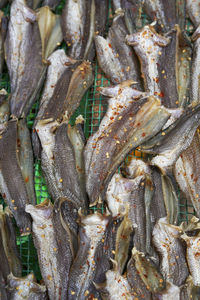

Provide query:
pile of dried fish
left=2, top=0, right=200, bottom=299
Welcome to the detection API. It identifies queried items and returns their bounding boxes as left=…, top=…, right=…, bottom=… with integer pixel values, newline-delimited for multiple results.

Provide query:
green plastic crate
left=0, top=0, right=195, bottom=280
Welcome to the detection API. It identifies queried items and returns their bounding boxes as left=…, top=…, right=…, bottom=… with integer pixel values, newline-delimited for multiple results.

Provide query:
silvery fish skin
left=126, top=25, right=171, bottom=100
left=32, top=50, right=77, bottom=158
left=147, top=103, right=200, bottom=175
left=153, top=282, right=180, bottom=300
left=84, top=82, right=170, bottom=205
left=131, top=247, right=165, bottom=293
left=0, top=120, right=31, bottom=235
left=152, top=217, right=188, bottom=286
left=5, top=0, right=43, bottom=118
left=0, top=11, right=7, bottom=74
left=26, top=199, right=74, bottom=300
left=68, top=213, right=110, bottom=300
left=0, top=206, right=22, bottom=277
left=94, top=0, right=109, bottom=36
left=5, top=0, right=63, bottom=118
left=7, top=273, right=47, bottom=300
left=186, top=0, right=200, bottom=28
left=190, top=26, right=200, bottom=105
left=180, top=276, right=200, bottom=300
left=61, top=0, right=93, bottom=60
left=97, top=261, right=134, bottom=300
left=64, top=61, right=94, bottom=120
left=181, top=233, right=200, bottom=286
left=143, top=0, right=177, bottom=32
left=174, top=132, right=200, bottom=218
left=17, top=119, right=36, bottom=206
left=95, top=14, right=142, bottom=87
left=127, top=253, right=152, bottom=300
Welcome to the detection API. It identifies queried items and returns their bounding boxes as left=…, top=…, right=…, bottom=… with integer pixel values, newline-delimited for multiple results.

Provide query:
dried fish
left=68, top=212, right=110, bottom=300
left=190, top=26, right=200, bottom=105
left=17, top=119, right=36, bottom=206
left=42, top=0, right=60, bottom=10
left=0, top=206, right=22, bottom=277
left=26, top=199, right=74, bottom=300
left=84, top=82, right=170, bottom=205
left=0, top=120, right=31, bottom=235
left=180, top=276, right=200, bottom=300
left=97, top=260, right=133, bottom=300
left=5, top=0, right=62, bottom=118
left=145, top=103, right=200, bottom=175
left=182, top=232, right=200, bottom=286
left=0, top=11, right=7, bottom=74
left=152, top=217, right=188, bottom=286
left=0, top=89, right=9, bottom=126
left=153, top=282, right=180, bottom=300
left=174, top=132, right=200, bottom=218
left=7, top=273, right=47, bottom=300
left=131, top=247, right=165, bottom=292
left=186, top=0, right=200, bottom=28
left=95, top=14, right=142, bottom=87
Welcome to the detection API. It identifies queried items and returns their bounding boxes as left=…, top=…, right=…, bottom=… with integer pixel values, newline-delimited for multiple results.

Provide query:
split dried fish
left=186, top=0, right=200, bottom=28
left=84, top=82, right=170, bottom=205
left=180, top=276, right=200, bottom=300
left=0, top=120, right=31, bottom=235
left=0, top=89, right=9, bottom=127
left=152, top=217, right=188, bottom=286
left=153, top=282, right=180, bottom=300
left=7, top=273, right=47, bottom=300
left=5, top=0, right=62, bottom=118
left=95, top=14, right=142, bottom=87
left=190, top=26, right=200, bottom=105
left=97, top=260, right=133, bottom=300
left=174, top=132, right=200, bottom=218
left=0, top=206, right=22, bottom=277
left=26, top=199, right=74, bottom=300
left=182, top=232, right=200, bottom=286
left=68, top=212, right=110, bottom=300
left=0, top=11, right=7, bottom=74
left=131, top=247, right=165, bottom=293
left=17, top=119, right=36, bottom=206
left=126, top=24, right=171, bottom=98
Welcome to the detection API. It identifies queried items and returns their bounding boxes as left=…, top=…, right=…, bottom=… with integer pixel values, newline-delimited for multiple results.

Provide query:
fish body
left=0, top=120, right=31, bottom=235
left=152, top=217, right=188, bottom=286
left=17, top=119, right=36, bottom=206
left=26, top=199, right=74, bottom=300
left=84, top=82, right=170, bottom=205
left=182, top=233, right=200, bottom=286
left=0, top=11, right=7, bottom=74
left=42, top=0, right=60, bottom=9
left=68, top=213, right=110, bottom=300
left=95, top=14, right=142, bottom=87
left=126, top=25, right=170, bottom=97
left=153, top=282, right=180, bottom=300
left=190, top=26, right=200, bottom=105
left=174, top=132, right=200, bottom=218
left=7, top=273, right=47, bottom=300
left=186, top=0, right=200, bottom=28
left=0, top=89, right=9, bottom=129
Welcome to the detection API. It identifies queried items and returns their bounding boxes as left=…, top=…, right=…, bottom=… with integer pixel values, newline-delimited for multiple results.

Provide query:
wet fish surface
left=26, top=199, right=74, bottom=300
left=84, top=82, right=170, bottom=205
left=152, top=217, right=188, bottom=286
left=0, top=120, right=32, bottom=235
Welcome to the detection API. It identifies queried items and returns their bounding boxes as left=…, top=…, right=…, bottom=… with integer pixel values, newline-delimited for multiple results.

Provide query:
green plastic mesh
left=0, top=0, right=196, bottom=279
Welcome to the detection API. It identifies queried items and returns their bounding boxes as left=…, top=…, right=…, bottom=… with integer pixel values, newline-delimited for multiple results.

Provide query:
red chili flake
left=194, top=177, right=198, bottom=183
left=159, top=91, right=164, bottom=97
left=153, top=77, right=159, bottom=83
left=137, top=122, right=141, bottom=127
left=36, top=129, right=39, bottom=133
left=142, top=132, right=146, bottom=137
left=25, top=176, right=29, bottom=183
left=33, top=129, right=36, bottom=133
left=2, top=193, right=6, bottom=198
left=92, top=146, right=96, bottom=149
left=191, top=174, right=194, bottom=179
left=144, top=274, right=148, bottom=278
left=110, top=116, right=114, bottom=120
left=108, top=43, right=112, bottom=48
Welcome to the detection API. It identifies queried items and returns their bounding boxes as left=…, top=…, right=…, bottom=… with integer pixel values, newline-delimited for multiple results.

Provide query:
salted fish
left=153, top=282, right=180, bottom=300
left=26, top=199, right=74, bottom=300
left=152, top=217, right=188, bottom=286
left=95, top=14, right=142, bottom=87
left=68, top=213, right=110, bottom=300
left=84, top=82, right=170, bottom=206
left=0, top=11, right=7, bottom=74
left=5, top=0, right=62, bottom=118
left=186, top=0, right=200, bottom=28
left=7, top=273, right=47, bottom=300
left=190, top=25, right=200, bottom=105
